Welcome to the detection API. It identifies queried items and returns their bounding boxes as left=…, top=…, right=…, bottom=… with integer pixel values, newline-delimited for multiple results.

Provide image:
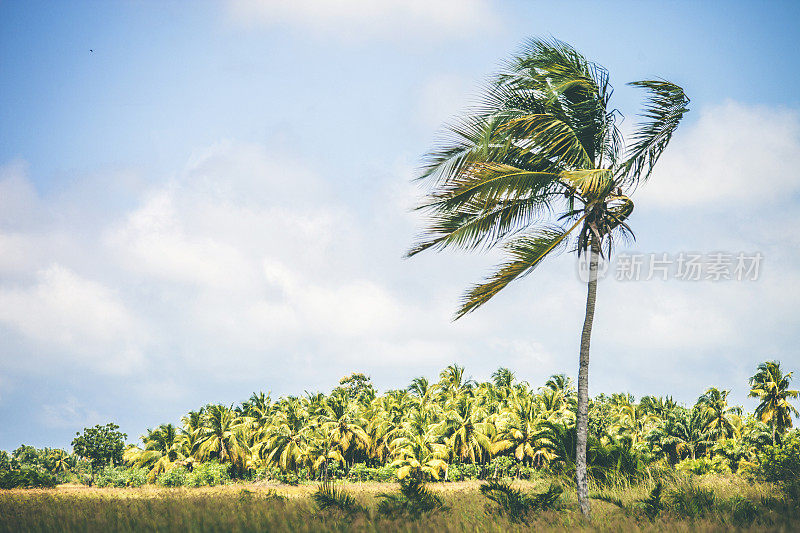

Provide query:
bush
left=676, top=456, right=730, bottom=476
left=156, top=466, right=188, bottom=487
left=94, top=466, right=147, bottom=488
left=479, top=479, right=562, bottom=523
left=346, top=463, right=397, bottom=482
left=460, top=463, right=482, bottom=480
left=487, top=456, right=515, bottom=478
left=312, top=481, right=364, bottom=516
left=187, top=461, right=230, bottom=487
left=377, top=477, right=446, bottom=519
left=667, top=479, right=716, bottom=518
left=446, top=464, right=463, bottom=482
left=751, top=431, right=800, bottom=483
left=0, top=465, right=57, bottom=489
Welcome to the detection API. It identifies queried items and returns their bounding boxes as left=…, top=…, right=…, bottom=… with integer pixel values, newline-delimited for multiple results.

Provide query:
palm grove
left=3, top=361, right=798, bottom=491
left=2, top=40, right=798, bottom=507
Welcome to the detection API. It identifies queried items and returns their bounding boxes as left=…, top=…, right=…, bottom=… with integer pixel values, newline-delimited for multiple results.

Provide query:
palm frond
left=617, top=79, right=690, bottom=186
left=559, top=169, right=614, bottom=200
left=455, top=222, right=579, bottom=318
left=501, top=115, right=593, bottom=170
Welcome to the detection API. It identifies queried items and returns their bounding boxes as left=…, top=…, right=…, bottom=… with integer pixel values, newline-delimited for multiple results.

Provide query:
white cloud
left=226, top=0, right=499, bottom=42
left=639, top=101, right=800, bottom=209
left=0, top=264, right=145, bottom=374
left=2, top=100, right=800, bottom=446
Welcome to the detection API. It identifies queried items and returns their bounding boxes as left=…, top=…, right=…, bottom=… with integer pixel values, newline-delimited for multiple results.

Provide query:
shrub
left=94, top=466, right=127, bottom=488
left=460, top=463, right=482, bottom=480
left=479, top=479, right=562, bottom=523
left=676, top=456, right=730, bottom=476
left=156, top=466, right=188, bottom=487
left=722, top=495, right=760, bottom=526
left=667, top=479, right=716, bottom=518
left=345, top=463, right=397, bottom=482
left=640, top=481, right=664, bottom=520
left=487, top=456, right=515, bottom=478
left=347, top=462, right=369, bottom=482
left=0, top=465, right=57, bottom=489
left=93, top=466, right=146, bottom=488
left=446, top=464, right=463, bottom=482
left=312, top=481, right=363, bottom=516
left=377, top=477, right=446, bottom=519
left=187, top=461, right=230, bottom=487
left=751, top=430, right=800, bottom=483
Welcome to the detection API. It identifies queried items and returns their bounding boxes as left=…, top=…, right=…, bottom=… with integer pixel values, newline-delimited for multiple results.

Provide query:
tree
left=749, top=361, right=799, bottom=444
left=407, top=38, right=689, bottom=514
left=697, top=387, right=741, bottom=442
left=124, top=423, right=186, bottom=482
left=196, top=404, right=249, bottom=475
left=339, top=372, right=376, bottom=405
left=71, top=423, right=127, bottom=473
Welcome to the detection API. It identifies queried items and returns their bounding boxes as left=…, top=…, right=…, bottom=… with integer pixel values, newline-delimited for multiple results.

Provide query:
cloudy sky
left=1, top=0, right=799, bottom=450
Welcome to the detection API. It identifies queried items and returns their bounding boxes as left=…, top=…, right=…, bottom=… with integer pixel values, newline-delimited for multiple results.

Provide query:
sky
left=1, top=0, right=799, bottom=450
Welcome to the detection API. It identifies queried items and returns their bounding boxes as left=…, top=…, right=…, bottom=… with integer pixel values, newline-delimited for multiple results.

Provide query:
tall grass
left=1, top=476, right=798, bottom=532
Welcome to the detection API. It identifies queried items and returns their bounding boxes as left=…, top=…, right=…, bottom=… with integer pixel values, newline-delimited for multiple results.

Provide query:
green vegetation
left=2, top=362, right=798, bottom=491
left=71, top=423, right=127, bottom=473
left=406, top=37, right=689, bottom=514
left=0, top=38, right=797, bottom=532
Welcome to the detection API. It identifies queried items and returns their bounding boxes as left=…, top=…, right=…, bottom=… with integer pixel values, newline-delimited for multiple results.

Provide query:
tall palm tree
left=407, top=37, right=689, bottom=515
left=748, top=361, right=799, bottom=444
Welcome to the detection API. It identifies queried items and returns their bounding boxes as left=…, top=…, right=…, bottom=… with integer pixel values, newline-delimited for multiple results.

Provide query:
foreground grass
left=1, top=477, right=798, bottom=532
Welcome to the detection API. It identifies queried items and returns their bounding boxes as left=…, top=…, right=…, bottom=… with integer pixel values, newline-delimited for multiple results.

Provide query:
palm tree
left=492, top=367, right=516, bottom=390
left=494, top=393, right=547, bottom=466
left=125, top=423, right=186, bottom=482
left=389, top=423, right=449, bottom=481
left=196, top=404, right=250, bottom=474
left=407, top=37, right=689, bottom=514
left=748, top=361, right=799, bottom=444
left=437, top=364, right=475, bottom=400
left=435, top=394, right=493, bottom=464
left=319, top=391, right=370, bottom=469
left=698, top=388, right=742, bottom=442
left=257, top=397, right=311, bottom=473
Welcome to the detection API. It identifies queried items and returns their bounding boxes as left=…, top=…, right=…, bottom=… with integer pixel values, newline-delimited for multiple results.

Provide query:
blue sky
left=1, top=0, right=799, bottom=450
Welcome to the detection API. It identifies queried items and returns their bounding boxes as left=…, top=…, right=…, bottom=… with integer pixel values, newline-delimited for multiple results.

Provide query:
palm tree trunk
left=576, top=241, right=599, bottom=517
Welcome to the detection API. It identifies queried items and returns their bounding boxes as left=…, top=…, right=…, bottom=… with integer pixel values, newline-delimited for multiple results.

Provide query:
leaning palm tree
left=407, top=38, right=689, bottom=515
left=748, top=361, right=799, bottom=444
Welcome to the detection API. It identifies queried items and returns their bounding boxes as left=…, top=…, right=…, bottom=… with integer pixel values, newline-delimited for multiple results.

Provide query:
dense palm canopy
left=71, top=362, right=781, bottom=487
left=9, top=362, right=798, bottom=491
left=407, top=37, right=689, bottom=514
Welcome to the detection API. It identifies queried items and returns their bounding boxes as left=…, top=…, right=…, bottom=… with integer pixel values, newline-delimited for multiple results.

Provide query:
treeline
left=2, top=361, right=798, bottom=488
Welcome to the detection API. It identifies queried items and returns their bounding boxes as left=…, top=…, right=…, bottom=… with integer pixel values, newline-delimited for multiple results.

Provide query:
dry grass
left=1, top=477, right=796, bottom=532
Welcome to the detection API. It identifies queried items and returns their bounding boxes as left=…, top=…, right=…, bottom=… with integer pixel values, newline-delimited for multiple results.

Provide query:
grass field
left=1, top=476, right=798, bottom=532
